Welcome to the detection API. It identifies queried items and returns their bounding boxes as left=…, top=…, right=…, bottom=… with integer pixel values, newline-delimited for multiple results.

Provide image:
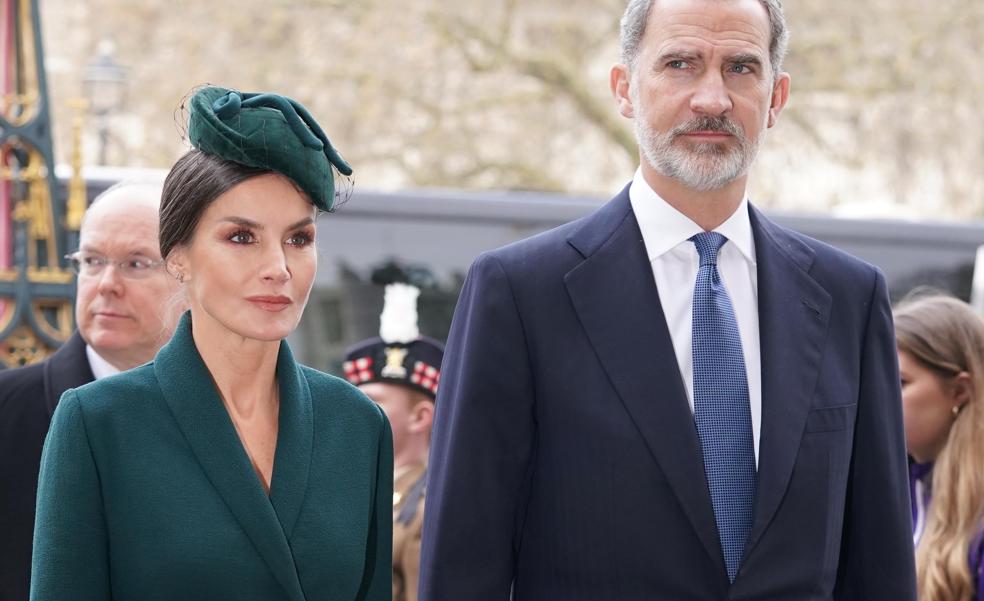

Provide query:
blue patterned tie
left=690, top=231, right=756, bottom=583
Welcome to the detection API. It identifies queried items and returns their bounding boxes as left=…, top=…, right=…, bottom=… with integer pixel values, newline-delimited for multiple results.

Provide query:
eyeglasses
left=64, top=252, right=165, bottom=280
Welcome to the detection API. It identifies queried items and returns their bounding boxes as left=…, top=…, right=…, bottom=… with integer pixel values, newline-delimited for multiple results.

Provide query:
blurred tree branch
left=429, top=5, right=636, bottom=158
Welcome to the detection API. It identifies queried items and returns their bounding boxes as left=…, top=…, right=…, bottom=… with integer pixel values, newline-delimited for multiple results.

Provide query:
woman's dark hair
left=159, top=149, right=272, bottom=259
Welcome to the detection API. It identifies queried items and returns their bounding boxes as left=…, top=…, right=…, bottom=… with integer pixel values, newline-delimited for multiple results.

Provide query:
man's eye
left=668, top=60, right=688, bottom=69
left=126, top=258, right=152, bottom=270
left=82, top=256, right=105, bottom=267
left=729, top=64, right=752, bottom=74
left=229, top=230, right=255, bottom=244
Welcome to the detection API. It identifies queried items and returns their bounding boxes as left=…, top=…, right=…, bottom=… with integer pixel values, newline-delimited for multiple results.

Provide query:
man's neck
left=640, top=165, right=747, bottom=231
left=86, top=345, right=129, bottom=378
left=394, top=444, right=429, bottom=475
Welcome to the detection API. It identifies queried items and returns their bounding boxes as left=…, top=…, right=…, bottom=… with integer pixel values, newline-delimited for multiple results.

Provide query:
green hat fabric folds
left=188, top=85, right=353, bottom=212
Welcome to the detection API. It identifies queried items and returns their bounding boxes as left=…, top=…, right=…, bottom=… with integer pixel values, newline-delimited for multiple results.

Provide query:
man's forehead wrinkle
left=653, top=34, right=768, bottom=63
left=654, top=8, right=771, bottom=47
left=80, top=216, right=161, bottom=259
left=80, top=236, right=159, bottom=257
left=656, top=24, right=769, bottom=48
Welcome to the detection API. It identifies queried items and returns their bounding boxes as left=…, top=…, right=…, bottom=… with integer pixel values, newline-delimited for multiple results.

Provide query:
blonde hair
left=894, top=293, right=984, bottom=601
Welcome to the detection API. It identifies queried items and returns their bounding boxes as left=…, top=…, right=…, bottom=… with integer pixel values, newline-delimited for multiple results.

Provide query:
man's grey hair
left=619, top=0, right=789, bottom=81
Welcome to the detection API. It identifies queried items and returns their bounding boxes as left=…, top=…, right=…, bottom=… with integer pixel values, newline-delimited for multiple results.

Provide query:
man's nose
left=95, top=264, right=125, bottom=295
left=690, top=71, right=733, bottom=117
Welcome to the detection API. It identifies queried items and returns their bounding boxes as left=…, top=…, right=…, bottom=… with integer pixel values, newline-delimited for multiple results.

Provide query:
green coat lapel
left=155, top=313, right=308, bottom=601
left=269, top=340, right=314, bottom=541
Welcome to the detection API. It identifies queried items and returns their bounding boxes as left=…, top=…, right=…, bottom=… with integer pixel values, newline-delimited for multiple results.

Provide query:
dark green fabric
left=31, top=313, right=392, bottom=601
left=188, top=86, right=353, bottom=212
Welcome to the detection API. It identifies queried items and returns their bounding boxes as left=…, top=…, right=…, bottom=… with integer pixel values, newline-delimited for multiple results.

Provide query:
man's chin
left=654, top=160, right=747, bottom=192
left=85, top=330, right=136, bottom=352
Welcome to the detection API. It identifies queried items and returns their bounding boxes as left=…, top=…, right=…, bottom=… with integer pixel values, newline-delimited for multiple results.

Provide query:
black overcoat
left=0, top=333, right=93, bottom=600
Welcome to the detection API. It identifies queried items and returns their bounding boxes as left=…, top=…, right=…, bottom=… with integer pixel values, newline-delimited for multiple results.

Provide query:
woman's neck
left=190, top=311, right=281, bottom=416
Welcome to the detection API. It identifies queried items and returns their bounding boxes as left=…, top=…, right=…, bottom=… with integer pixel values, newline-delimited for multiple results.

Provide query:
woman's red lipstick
left=247, top=295, right=292, bottom=312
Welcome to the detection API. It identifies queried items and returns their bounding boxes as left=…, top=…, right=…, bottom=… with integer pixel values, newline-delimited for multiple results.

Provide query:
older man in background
left=0, top=181, right=183, bottom=600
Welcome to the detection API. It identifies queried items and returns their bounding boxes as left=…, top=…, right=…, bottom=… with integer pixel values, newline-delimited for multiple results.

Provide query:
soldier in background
left=343, top=283, right=442, bottom=601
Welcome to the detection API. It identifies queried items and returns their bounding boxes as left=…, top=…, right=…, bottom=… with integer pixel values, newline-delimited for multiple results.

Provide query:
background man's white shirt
left=86, top=345, right=122, bottom=380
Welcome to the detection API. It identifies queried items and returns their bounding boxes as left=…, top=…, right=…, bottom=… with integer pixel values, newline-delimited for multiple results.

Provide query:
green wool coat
left=31, top=314, right=393, bottom=601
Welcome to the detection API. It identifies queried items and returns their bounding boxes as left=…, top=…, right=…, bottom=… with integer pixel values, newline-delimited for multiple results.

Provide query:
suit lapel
left=564, top=190, right=725, bottom=573
left=743, top=208, right=831, bottom=557
left=43, top=332, right=95, bottom=415
left=155, top=313, right=307, bottom=601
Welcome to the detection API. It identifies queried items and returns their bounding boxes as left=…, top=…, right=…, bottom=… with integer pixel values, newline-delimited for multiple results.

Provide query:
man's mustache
left=671, top=116, right=744, bottom=139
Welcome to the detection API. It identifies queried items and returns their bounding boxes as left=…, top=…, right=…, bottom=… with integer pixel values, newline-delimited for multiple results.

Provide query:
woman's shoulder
left=63, top=363, right=161, bottom=417
left=299, top=365, right=385, bottom=423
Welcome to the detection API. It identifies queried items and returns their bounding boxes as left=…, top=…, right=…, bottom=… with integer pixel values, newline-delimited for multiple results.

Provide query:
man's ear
left=410, top=399, right=435, bottom=434
left=767, top=72, right=791, bottom=128
left=611, top=63, right=635, bottom=119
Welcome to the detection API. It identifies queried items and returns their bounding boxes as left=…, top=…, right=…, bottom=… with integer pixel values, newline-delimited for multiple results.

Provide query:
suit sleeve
left=30, top=389, right=111, bottom=600
left=358, top=407, right=394, bottom=601
left=833, top=270, right=917, bottom=600
left=419, top=253, right=536, bottom=601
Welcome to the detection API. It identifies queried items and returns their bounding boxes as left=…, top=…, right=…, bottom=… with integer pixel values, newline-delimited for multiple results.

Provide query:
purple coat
left=910, top=460, right=984, bottom=598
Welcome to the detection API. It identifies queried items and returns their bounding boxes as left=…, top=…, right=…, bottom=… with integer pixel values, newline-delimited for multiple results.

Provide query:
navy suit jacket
left=0, top=333, right=94, bottom=601
left=420, top=187, right=916, bottom=600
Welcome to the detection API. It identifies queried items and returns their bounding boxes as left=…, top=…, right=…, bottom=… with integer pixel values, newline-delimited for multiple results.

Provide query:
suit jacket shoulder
left=0, top=332, right=93, bottom=416
left=0, top=360, right=45, bottom=415
left=754, top=209, right=881, bottom=283
left=750, top=208, right=886, bottom=332
left=476, top=184, right=634, bottom=289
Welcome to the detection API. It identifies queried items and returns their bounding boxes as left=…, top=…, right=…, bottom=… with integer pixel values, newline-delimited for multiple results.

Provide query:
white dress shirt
left=86, top=345, right=121, bottom=381
left=628, top=168, right=762, bottom=464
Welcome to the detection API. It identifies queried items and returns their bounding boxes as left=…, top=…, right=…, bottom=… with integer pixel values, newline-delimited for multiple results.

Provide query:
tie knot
left=690, top=231, right=728, bottom=266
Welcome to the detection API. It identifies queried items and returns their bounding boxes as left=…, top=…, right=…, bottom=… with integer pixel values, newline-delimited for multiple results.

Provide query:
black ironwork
left=0, top=0, right=77, bottom=369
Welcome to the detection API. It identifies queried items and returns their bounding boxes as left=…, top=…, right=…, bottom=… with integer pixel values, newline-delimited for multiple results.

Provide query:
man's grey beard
left=634, top=114, right=762, bottom=192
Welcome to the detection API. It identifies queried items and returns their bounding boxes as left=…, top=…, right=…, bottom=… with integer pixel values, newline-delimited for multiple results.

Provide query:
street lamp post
left=82, top=40, right=126, bottom=166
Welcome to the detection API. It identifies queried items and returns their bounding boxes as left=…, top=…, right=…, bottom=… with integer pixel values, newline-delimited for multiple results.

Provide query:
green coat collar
left=155, top=312, right=312, bottom=601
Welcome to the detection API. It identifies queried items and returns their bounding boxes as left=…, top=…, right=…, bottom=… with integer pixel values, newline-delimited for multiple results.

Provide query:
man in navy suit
left=419, top=0, right=916, bottom=599
left=0, top=182, right=183, bottom=600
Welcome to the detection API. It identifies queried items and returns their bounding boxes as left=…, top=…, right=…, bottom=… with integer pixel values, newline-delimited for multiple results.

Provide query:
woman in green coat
left=31, top=86, right=393, bottom=601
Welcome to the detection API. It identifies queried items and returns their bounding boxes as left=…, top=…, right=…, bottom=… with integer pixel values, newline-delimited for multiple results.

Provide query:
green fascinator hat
left=188, top=85, right=353, bottom=212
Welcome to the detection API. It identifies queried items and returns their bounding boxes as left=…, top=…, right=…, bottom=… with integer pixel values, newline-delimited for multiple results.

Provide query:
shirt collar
left=628, top=167, right=756, bottom=265
left=85, top=345, right=121, bottom=380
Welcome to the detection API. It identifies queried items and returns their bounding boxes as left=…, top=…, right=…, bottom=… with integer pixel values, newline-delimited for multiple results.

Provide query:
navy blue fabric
left=420, top=187, right=916, bottom=600
left=690, top=232, right=756, bottom=582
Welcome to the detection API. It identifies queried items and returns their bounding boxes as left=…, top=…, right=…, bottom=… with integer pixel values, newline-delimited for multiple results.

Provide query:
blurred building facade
left=0, top=0, right=83, bottom=369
